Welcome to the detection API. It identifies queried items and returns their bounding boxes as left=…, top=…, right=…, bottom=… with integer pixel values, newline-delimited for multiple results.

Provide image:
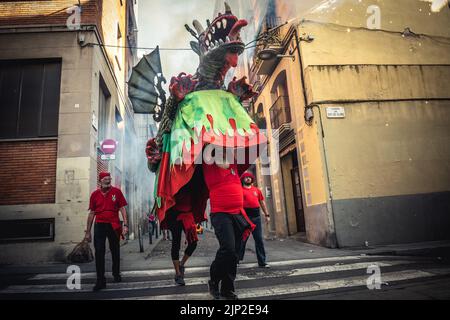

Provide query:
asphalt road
left=1, top=231, right=450, bottom=300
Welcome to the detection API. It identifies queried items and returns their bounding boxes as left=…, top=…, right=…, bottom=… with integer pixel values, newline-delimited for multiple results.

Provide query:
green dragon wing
left=128, top=46, right=167, bottom=121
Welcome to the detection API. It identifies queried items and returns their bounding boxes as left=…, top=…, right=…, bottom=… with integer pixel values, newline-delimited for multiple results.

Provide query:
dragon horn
left=184, top=24, right=199, bottom=39
left=192, top=20, right=205, bottom=35
left=224, top=2, right=232, bottom=13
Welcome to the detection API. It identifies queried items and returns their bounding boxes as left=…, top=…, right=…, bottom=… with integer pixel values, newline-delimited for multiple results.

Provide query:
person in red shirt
left=163, top=181, right=199, bottom=287
left=84, top=172, right=128, bottom=291
left=239, top=172, right=270, bottom=268
left=203, top=149, right=255, bottom=300
left=148, top=211, right=156, bottom=244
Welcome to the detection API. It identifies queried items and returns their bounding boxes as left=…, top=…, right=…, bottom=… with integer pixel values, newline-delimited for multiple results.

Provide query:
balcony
left=251, top=16, right=283, bottom=76
left=270, top=95, right=295, bottom=152
left=269, top=96, right=291, bottom=130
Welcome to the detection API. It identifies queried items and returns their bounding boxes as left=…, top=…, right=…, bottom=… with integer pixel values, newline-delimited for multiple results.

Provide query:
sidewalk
left=0, top=234, right=162, bottom=276
left=348, top=240, right=450, bottom=259
left=2, top=230, right=449, bottom=276
left=145, top=230, right=361, bottom=270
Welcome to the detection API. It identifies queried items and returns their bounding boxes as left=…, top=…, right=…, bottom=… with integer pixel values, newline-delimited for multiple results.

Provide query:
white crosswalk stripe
left=132, top=269, right=446, bottom=300
left=1, top=256, right=448, bottom=299
left=1, top=260, right=421, bottom=293
left=28, top=255, right=382, bottom=280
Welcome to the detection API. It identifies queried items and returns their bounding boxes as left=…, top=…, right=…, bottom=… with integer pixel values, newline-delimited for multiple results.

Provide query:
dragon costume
left=131, top=2, right=267, bottom=234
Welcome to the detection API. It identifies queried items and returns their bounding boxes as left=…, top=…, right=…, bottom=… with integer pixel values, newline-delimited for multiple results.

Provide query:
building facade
left=244, top=0, right=450, bottom=247
left=0, top=0, right=149, bottom=264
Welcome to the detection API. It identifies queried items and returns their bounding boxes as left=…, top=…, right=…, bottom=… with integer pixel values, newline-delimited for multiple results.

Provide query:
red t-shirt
left=202, top=162, right=243, bottom=214
left=89, top=187, right=128, bottom=224
left=242, top=186, right=264, bottom=209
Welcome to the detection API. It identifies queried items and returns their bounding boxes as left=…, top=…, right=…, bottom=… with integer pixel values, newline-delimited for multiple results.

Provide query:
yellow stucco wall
left=319, top=100, right=450, bottom=200
left=302, top=0, right=450, bottom=39
left=253, top=37, right=330, bottom=237
left=296, top=0, right=450, bottom=246
left=298, top=9, right=450, bottom=200
left=251, top=0, right=450, bottom=244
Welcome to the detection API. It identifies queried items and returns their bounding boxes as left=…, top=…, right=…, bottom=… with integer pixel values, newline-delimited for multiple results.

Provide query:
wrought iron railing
left=269, top=95, right=291, bottom=129
left=251, top=16, right=283, bottom=71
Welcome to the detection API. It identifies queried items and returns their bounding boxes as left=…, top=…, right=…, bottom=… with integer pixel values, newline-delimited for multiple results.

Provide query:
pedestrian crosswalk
left=1, top=255, right=449, bottom=299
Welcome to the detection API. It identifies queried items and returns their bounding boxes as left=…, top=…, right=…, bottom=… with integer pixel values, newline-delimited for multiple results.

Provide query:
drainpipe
left=291, top=26, right=339, bottom=248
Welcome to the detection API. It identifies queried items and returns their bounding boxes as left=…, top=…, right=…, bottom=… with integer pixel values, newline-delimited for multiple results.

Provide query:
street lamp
left=257, top=48, right=295, bottom=61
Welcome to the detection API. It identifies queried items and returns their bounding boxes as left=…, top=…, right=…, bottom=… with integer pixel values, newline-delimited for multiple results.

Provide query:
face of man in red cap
left=244, top=176, right=252, bottom=185
left=241, top=172, right=255, bottom=187
left=99, top=172, right=112, bottom=190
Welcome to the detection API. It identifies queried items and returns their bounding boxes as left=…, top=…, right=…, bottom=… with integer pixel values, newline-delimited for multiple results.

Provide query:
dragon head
left=196, top=2, right=247, bottom=58
left=186, top=2, right=248, bottom=89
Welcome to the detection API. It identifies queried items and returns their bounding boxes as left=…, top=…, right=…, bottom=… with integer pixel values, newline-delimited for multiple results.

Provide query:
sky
left=134, top=0, right=336, bottom=80
left=135, top=0, right=321, bottom=86
left=135, top=0, right=449, bottom=84
left=137, top=0, right=214, bottom=80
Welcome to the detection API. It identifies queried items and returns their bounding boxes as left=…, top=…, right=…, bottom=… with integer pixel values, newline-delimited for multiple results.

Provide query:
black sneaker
left=208, top=280, right=221, bottom=300
left=258, top=263, right=270, bottom=268
left=93, top=280, right=106, bottom=292
left=175, top=274, right=185, bottom=286
left=221, top=291, right=239, bottom=300
left=113, top=275, right=122, bottom=283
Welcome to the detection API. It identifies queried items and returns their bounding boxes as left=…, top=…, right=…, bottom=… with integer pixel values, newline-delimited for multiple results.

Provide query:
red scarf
left=176, top=212, right=198, bottom=244
left=240, top=208, right=256, bottom=241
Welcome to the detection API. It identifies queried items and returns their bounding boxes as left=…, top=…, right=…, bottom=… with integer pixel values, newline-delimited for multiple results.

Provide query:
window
left=126, top=5, right=137, bottom=50
left=117, top=23, right=122, bottom=40
left=115, top=106, right=123, bottom=165
left=269, top=96, right=290, bottom=129
left=98, top=75, right=111, bottom=143
left=115, top=106, right=123, bottom=129
left=0, top=218, right=55, bottom=243
left=255, top=103, right=267, bottom=129
left=269, top=70, right=291, bottom=130
left=116, top=23, right=122, bottom=70
left=0, top=59, right=61, bottom=139
left=115, top=55, right=122, bottom=71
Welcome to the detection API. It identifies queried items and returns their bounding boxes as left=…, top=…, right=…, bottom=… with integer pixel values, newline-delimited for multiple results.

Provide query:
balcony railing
left=251, top=16, right=283, bottom=74
left=269, top=96, right=291, bottom=130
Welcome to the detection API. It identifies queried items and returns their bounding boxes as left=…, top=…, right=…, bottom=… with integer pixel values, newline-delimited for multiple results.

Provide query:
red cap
left=99, top=172, right=111, bottom=181
left=240, top=171, right=255, bottom=182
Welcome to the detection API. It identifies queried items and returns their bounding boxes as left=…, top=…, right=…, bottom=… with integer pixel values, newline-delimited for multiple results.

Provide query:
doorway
left=291, top=152, right=305, bottom=232
left=280, top=149, right=306, bottom=236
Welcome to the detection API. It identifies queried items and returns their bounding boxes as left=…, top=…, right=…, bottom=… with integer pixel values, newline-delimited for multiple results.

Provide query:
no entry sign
left=101, top=139, right=117, bottom=155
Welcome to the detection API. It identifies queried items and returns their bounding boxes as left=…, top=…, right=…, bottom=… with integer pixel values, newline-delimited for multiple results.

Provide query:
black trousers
left=210, top=213, right=244, bottom=294
left=239, top=208, right=267, bottom=266
left=94, top=223, right=120, bottom=281
left=168, top=218, right=197, bottom=261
